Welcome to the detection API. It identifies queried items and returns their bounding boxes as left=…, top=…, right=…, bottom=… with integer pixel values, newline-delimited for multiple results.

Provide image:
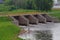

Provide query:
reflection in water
left=35, top=30, right=52, bottom=40
left=19, top=23, right=60, bottom=40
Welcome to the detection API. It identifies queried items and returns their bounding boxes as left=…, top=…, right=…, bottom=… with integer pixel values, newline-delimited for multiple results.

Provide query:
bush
left=0, top=4, right=8, bottom=12
left=8, top=5, right=16, bottom=11
left=0, top=4, right=10, bottom=12
left=0, top=4, right=16, bottom=12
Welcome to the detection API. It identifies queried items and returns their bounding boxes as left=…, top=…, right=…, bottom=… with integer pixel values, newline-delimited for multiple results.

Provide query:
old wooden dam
left=10, top=14, right=59, bottom=26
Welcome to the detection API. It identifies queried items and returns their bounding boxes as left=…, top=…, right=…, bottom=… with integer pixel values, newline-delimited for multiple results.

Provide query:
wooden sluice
left=10, top=14, right=59, bottom=26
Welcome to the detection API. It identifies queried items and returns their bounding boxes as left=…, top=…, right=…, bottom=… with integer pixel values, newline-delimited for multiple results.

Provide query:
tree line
left=0, top=0, right=53, bottom=12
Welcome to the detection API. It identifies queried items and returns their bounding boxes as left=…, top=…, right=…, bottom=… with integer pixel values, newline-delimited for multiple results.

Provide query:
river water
left=18, top=22, right=60, bottom=40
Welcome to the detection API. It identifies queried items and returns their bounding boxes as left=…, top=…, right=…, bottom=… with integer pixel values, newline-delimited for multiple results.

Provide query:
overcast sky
left=0, top=0, right=3, bottom=3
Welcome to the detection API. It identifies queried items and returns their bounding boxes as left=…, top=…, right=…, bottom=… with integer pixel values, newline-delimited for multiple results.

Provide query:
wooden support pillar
left=24, top=15, right=38, bottom=24
left=34, top=14, right=46, bottom=23
left=41, top=14, right=53, bottom=22
left=13, top=16, right=29, bottom=26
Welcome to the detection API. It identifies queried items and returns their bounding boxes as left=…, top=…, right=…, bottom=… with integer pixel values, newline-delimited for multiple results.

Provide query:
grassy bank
left=0, top=9, right=38, bottom=14
left=0, top=9, right=60, bottom=18
left=0, top=17, right=23, bottom=40
left=0, top=9, right=41, bottom=16
left=49, top=10, right=60, bottom=20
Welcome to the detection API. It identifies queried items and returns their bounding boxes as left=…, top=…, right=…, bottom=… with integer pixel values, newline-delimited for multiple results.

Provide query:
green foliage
left=0, top=4, right=10, bottom=12
left=24, top=0, right=33, bottom=9
left=0, top=0, right=53, bottom=12
left=49, top=10, right=60, bottom=20
left=4, top=0, right=13, bottom=5
left=20, top=0, right=53, bottom=11
left=0, top=4, right=16, bottom=12
left=34, top=0, right=53, bottom=11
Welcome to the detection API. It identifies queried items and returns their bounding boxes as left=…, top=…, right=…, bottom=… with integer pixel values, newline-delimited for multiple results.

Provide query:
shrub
left=0, top=4, right=9, bottom=12
left=0, top=4, right=16, bottom=12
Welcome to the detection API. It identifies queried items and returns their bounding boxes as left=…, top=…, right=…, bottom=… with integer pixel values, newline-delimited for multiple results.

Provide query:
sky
left=0, top=0, right=3, bottom=3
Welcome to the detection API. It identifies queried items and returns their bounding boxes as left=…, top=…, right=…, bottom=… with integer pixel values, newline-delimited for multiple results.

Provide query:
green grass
left=0, top=9, right=39, bottom=14
left=0, top=17, right=23, bottom=40
left=49, top=10, right=60, bottom=20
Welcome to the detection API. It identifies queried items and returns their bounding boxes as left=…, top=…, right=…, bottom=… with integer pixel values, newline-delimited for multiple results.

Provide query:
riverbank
left=0, top=17, right=23, bottom=40
left=49, top=10, right=60, bottom=20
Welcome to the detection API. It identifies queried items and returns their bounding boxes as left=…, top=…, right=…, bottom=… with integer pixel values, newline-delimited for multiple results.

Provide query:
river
left=18, top=22, right=60, bottom=40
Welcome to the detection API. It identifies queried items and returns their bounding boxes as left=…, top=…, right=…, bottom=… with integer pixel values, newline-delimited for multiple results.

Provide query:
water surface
left=19, top=23, right=60, bottom=40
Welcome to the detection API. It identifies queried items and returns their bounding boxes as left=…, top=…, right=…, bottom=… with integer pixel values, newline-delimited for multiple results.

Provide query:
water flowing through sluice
left=18, top=23, right=60, bottom=40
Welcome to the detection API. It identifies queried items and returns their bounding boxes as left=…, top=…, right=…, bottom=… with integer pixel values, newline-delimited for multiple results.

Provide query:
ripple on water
left=19, top=23, right=60, bottom=40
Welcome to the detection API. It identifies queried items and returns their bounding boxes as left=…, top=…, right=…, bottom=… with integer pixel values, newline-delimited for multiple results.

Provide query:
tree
left=0, top=4, right=11, bottom=12
left=34, top=0, right=53, bottom=11
left=24, top=0, right=33, bottom=9
left=11, top=0, right=26, bottom=9
left=1, top=0, right=53, bottom=11
left=4, top=0, right=13, bottom=5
